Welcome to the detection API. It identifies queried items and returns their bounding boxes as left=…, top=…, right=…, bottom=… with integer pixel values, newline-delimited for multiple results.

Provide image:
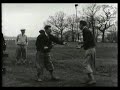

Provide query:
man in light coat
left=15, top=29, right=28, bottom=64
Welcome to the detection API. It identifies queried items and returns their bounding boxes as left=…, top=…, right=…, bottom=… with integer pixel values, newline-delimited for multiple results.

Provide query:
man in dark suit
left=79, top=20, right=96, bottom=85
left=35, top=25, right=66, bottom=82
left=1, top=32, right=6, bottom=74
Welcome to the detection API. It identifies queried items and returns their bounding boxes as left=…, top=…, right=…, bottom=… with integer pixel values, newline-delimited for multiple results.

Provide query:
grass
left=2, top=40, right=118, bottom=87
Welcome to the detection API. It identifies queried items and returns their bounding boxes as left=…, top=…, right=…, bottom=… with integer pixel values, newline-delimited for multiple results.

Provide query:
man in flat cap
left=78, top=20, right=96, bottom=85
left=35, top=26, right=67, bottom=82
left=15, top=29, right=28, bottom=64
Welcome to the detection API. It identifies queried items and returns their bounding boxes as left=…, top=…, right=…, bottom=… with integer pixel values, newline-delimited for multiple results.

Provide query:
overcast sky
left=2, top=3, right=117, bottom=37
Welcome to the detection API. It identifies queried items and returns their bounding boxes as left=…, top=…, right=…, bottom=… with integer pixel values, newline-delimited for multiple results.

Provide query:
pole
left=75, top=4, right=79, bottom=41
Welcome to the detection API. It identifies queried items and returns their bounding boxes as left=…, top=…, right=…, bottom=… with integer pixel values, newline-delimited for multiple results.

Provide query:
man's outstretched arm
left=50, top=34, right=67, bottom=45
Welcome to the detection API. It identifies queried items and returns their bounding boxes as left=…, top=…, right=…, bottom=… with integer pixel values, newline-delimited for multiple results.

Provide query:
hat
left=44, top=25, right=51, bottom=30
left=39, top=30, right=45, bottom=33
left=79, top=20, right=87, bottom=26
left=21, top=29, right=25, bottom=31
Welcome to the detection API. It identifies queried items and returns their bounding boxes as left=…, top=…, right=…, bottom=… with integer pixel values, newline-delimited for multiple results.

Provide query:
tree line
left=44, top=4, right=117, bottom=43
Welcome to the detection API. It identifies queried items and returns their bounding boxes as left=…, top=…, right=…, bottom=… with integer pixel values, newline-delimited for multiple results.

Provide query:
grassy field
left=2, top=40, right=118, bottom=87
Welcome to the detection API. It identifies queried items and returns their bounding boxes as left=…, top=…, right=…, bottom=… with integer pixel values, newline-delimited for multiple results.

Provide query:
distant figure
left=15, top=29, right=28, bottom=64
left=35, top=26, right=67, bottom=82
left=1, top=32, right=6, bottom=74
left=79, top=20, right=96, bottom=85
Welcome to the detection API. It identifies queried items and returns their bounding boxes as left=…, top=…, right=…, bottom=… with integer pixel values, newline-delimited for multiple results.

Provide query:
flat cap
left=44, top=25, right=51, bottom=30
left=21, top=29, right=25, bottom=31
left=39, top=30, right=45, bottom=33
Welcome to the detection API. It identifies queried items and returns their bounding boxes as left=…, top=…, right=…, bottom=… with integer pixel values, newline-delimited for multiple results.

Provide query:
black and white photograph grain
left=1, top=3, right=118, bottom=87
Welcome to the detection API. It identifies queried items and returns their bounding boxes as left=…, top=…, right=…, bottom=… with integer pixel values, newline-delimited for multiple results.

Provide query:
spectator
left=15, top=29, right=28, bottom=64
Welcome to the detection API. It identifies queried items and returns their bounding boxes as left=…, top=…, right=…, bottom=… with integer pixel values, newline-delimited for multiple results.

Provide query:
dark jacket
left=36, top=33, right=64, bottom=53
left=1, top=33, right=6, bottom=51
left=81, top=27, right=96, bottom=50
left=1, top=33, right=6, bottom=57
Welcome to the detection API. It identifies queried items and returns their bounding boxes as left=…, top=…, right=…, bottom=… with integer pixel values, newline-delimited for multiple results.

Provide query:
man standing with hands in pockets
left=15, top=29, right=28, bottom=64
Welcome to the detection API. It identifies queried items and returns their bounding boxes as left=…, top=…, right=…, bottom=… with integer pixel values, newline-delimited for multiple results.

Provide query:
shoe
left=81, top=79, right=91, bottom=84
left=87, top=80, right=96, bottom=85
left=37, top=78, right=42, bottom=82
left=51, top=76, right=60, bottom=81
left=36, top=72, right=43, bottom=82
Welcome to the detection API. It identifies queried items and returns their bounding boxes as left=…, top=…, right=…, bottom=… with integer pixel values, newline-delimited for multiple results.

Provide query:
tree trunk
left=60, top=30, right=63, bottom=41
left=71, top=25, right=74, bottom=42
left=102, top=31, right=105, bottom=43
left=92, top=27, right=95, bottom=40
left=91, top=16, right=95, bottom=41
left=78, top=33, right=80, bottom=41
left=95, top=29, right=98, bottom=43
left=77, top=23, right=79, bottom=41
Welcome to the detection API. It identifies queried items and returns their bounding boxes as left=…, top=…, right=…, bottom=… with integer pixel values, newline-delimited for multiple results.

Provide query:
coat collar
left=83, top=26, right=87, bottom=30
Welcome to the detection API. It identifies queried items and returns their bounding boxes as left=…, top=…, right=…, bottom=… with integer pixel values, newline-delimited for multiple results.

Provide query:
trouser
left=35, top=51, right=54, bottom=76
left=2, top=51, right=5, bottom=74
left=16, top=45, right=27, bottom=60
left=83, top=47, right=96, bottom=74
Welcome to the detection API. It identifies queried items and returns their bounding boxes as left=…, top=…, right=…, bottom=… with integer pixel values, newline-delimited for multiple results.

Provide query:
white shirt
left=16, top=34, right=28, bottom=45
left=44, top=31, right=49, bottom=39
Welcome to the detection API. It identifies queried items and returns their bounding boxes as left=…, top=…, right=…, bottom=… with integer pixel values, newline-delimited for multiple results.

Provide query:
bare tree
left=46, top=11, right=68, bottom=40
left=82, top=3, right=101, bottom=41
left=106, top=25, right=117, bottom=43
left=66, top=14, right=76, bottom=42
left=96, top=5, right=117, bottom=42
